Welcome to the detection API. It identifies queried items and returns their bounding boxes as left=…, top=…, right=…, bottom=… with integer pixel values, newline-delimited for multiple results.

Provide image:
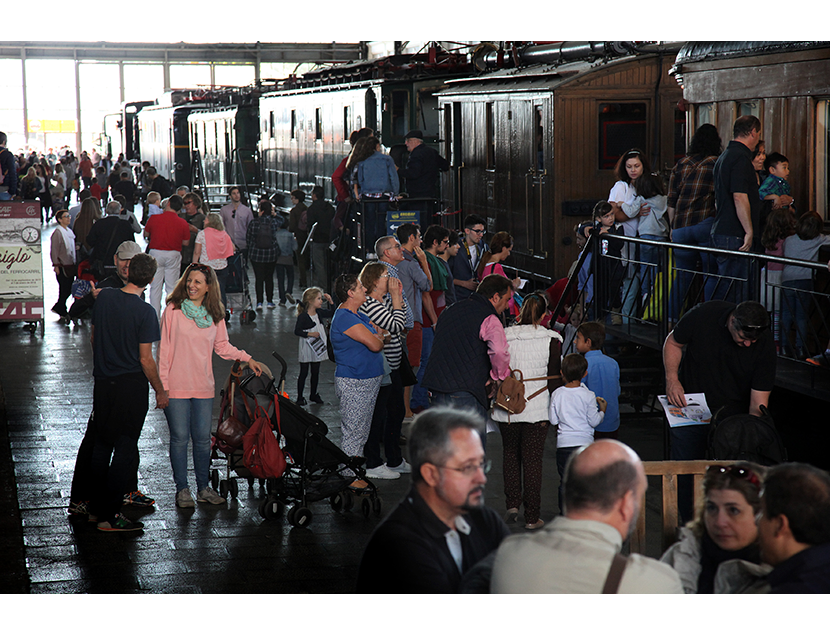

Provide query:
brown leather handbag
left=495, top=368, right=562, bottom=419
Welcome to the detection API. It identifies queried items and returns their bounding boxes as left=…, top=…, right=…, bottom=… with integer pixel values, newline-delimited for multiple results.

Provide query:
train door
left=441, top=102, right=464, bottom=221
left=504, top=98, right=542, bottom=256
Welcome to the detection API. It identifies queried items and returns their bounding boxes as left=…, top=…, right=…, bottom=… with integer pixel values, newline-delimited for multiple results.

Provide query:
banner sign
left=385, top=209, right=421, bottom=236
left=0, top=201, right=44, bottom=322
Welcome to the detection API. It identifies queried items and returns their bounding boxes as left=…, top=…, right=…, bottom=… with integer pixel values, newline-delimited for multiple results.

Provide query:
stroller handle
left=271, top=351, right=288, bottom=393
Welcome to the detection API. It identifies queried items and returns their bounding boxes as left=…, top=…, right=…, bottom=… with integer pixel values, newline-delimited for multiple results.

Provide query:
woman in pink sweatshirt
left=158, top=262, right=263, bottom=508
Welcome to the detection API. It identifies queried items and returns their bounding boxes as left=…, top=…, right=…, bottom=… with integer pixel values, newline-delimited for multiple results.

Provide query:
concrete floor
left=0, top=220, right=669, bottom=594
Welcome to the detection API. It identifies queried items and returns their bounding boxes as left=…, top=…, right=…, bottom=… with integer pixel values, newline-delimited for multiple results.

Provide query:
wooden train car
left=188, top=101, right=259, bottom=206
left=670, top=41, right=830, bottom=219
left=436, top=43, right=685, bottom=282
left=257, top=52, right=469, bottom=209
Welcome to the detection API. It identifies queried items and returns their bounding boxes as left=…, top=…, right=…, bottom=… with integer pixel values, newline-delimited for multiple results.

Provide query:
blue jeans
left=0, top=192, right=11, bottom=201
left=638, top=234, right=668, bottom=301
left=410, top=325, right=434, bottom=409
left=780, top=278, right=813, bottom=352
left=165, top=398, right=214, bottom=493
left=670, top=217, right=716, bottom=320
left=710, top=234, right=750, bottom=303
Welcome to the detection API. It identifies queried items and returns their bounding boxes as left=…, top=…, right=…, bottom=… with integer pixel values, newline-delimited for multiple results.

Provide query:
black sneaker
left=285, top=293, right=295, bottom=305
left=296, top=397, right=307, bottom=406
left=97, top=514, right=144, bottom=532
left=310, top=394, right=324, bottom=404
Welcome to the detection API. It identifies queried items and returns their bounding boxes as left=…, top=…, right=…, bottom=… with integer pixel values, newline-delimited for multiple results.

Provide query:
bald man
left=491, top=440, right=683, bottom=593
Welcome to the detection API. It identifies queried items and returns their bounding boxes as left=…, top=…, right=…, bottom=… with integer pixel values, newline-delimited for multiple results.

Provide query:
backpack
left=255, top=218, right=279, bottom=255
left=707, top=405, right=787, bottom=466
left=242, top=396, right=287, bottom=479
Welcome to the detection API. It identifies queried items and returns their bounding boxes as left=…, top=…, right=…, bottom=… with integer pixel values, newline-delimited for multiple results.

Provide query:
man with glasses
left=219, top=186, right=253, bottom=265
left=356, top=408, right=509, bottom=593
left=663, top=300, right=776, bottom=481
left=449, top=214, right=488, bottom=301
left=491, top=440, right=683, bottom=593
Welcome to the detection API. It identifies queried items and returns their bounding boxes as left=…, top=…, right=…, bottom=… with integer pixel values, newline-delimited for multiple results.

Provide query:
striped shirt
left=381, top=262, right=413, bottom=328
left=667, top=154, right=718, bottom=229
left=359, top=296, right=406, bottom=370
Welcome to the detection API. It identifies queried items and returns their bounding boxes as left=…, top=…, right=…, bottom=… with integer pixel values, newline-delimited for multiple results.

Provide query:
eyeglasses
left=440, top=239, right=450, bottom=244
left=437, top=458, right=491, bottom=477
left=707, top=464, right=761, bottom=488
left=470, top=229, right=486, bottom=234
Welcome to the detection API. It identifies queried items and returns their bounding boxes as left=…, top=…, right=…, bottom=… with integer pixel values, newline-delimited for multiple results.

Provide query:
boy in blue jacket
left=576, top=321, right=621, bottom=439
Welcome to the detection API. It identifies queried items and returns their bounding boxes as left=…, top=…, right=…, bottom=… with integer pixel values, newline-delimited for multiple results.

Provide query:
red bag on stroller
left=242, top=397, right=287, bottom=479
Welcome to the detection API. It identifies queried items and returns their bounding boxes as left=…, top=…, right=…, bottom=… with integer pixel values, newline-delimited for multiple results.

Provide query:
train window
left=695, top=103, right=716, bottom=127
left=269, top=112, right=275, bottom=139
left=443, top=104, right=451, bottom=162
left=486, top=102, right=495, bottom=170
left=817, top=100, right=830, bottom=220
left=417, top=88, right=440, bottom=137
left=344, top=106, right=351, bottom=142
left=598, top=102, right=647, bottom=170
left=535, top=106, right=544, bottom=171
left=315, top=108, right=323, bottom=141
left=738, top=100, right=761, bottom=119
left=291, top=110, right=296, bottom=140
left=391, top=90, right=409, bottom=137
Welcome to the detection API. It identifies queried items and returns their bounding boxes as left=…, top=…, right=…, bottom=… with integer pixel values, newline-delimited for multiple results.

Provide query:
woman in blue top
left=331, top=273, right=387, bottom=488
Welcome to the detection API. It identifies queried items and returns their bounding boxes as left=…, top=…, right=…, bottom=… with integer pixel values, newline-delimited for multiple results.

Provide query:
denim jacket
left=357, top=152, right=399, bottom=196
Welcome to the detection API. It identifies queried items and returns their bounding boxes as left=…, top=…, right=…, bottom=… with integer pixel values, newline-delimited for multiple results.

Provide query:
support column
left=118, top=61, right=125, bottom=104
left=21, top=48, right=29, bottom=148
left=74, top=57, right=82, bottom=153
left=163, top=52, right=170, bottom=92
left=210, top=62, right=216, bottom=88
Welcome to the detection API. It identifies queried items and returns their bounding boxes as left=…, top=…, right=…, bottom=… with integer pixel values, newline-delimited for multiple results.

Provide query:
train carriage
left=670, top=41, right=830, bottom=220
left=257, top=52, right=469, bottom=209
left=136, top=101, right=201, bottom=188
left=188, top=101, right=260, bottom=207
left=437, top=43, right=685, bottom=282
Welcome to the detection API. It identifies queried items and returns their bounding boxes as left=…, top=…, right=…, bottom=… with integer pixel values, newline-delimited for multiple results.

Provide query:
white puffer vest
left=491, top=324, right=562, bottom=424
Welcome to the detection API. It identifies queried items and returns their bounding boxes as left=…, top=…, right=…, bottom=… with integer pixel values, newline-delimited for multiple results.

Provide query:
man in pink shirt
left=420, top=275, right=512, bottom=433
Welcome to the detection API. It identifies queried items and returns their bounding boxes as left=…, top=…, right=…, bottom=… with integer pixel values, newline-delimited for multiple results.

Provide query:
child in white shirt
left=550, top=353, right=606, bottom=512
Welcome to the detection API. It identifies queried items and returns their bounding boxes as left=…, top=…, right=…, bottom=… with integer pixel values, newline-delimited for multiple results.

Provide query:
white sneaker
left=196, top=486, right=226, bottom=505
left=176, top=488, right=195, bottom=508
left=364, top=464, right=401, bottom=480
left=387, top=459, right=411, bottom=474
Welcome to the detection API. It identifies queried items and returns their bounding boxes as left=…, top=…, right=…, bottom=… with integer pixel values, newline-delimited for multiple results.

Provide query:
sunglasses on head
left=188, top=263, right=211, bottom=275
left=707, top=464, right=761, bottom=488
left=733, top=316, right=769, bottom=337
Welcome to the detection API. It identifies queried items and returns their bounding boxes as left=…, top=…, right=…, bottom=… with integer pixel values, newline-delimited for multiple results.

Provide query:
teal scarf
left=181, top=299, right=213, bottom=329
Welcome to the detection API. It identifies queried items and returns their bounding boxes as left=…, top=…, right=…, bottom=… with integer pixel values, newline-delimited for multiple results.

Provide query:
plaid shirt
left=381, top=261, right=413, bottom=328
left=246, top=216, right=280, bottom=263
left=667, top=154, right=717, bottom=229
left=758, top=174, right=791, bottom=200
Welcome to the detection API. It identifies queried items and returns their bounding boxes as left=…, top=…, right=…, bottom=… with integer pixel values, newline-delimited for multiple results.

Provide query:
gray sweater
left=782, top=234, right=830, bottom=281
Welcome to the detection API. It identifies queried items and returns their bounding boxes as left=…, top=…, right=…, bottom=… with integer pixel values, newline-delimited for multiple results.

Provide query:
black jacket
left=398, top=144, right=449, bottom=199
left=356, top=486, right=509, bottom=593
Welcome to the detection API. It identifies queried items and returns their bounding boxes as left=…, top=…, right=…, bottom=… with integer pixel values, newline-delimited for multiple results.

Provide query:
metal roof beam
left=0, top=41, right=365, bottom=64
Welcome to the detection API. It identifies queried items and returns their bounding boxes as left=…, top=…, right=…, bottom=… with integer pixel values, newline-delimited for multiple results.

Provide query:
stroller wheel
left=260, top=497, right=283, bottom=521
left=342, top=490, right=354, bottom=511
left=361, top=497, right=371, bottom=519
left=289, top=505, right=313, bottom=528
left=372, top=496, right=382, bottom=517
left=219, top=480, right=229, bottom=499
left=229, top=479, right=239, bottom=499
left=330, top=493, right=344, bottom=512
left=211, top=470, right=220, bottom=490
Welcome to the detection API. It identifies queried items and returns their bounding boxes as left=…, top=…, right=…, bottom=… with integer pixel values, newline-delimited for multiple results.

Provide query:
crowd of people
left=10, top=121, right=829, bottom=594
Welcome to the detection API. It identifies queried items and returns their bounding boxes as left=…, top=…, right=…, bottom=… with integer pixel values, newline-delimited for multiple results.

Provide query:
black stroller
left=212, top=353, right=381, bottom=528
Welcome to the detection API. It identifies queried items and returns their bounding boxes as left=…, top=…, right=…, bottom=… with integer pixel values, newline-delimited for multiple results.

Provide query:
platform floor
left=1, top=222, right=670, bottom=594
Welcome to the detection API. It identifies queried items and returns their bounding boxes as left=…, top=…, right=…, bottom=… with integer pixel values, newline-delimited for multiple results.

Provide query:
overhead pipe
left=481, top=41, right=638, bottom=69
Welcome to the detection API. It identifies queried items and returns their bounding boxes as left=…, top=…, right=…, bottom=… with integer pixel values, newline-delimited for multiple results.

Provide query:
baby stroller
left=224, top=252, right=256, bottom=325
left=213, top=354, right=381, bottom=528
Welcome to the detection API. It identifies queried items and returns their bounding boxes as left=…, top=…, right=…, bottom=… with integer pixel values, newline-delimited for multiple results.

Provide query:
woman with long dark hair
left=477, top=231, right=521, bottom=317
left=157, top=262, right=263, bottom=507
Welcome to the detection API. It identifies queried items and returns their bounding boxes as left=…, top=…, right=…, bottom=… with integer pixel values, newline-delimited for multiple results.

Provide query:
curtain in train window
left=486, top=102, right=495, bottom=170
left=598, top=103, right=647, bottom=170
left=315, top=108, right=323, bottom=141
left=817, top=100, right=830, bottom=221
left=343, top=106, right=351, bottom=143
left=695, top=103, right=716, bottom=128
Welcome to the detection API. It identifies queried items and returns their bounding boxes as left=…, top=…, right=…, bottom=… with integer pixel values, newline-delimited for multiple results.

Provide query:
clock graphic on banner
left=21, top=226, right=41, bottom=244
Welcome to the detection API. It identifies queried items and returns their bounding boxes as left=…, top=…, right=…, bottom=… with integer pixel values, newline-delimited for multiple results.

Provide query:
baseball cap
left=116, top=241, right=142, bottom=259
